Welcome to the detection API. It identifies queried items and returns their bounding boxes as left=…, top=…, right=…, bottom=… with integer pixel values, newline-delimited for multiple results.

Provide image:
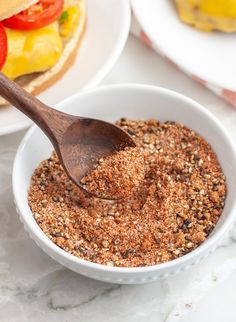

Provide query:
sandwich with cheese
left=0, top=0, right=86, bottom=106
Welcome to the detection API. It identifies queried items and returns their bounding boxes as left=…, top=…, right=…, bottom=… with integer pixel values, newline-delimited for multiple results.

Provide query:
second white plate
left=0, top=0, right=130, bottom=136
left=132, top=0, right=236, bottom=92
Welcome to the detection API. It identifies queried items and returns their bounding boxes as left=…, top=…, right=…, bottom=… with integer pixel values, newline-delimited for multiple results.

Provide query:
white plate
left=131, top=0, right=236, bottom=91
left=0, top=0, right=130, bottom=136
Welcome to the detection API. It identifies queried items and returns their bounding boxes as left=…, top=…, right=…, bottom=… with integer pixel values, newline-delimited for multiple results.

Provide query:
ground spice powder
left=28, top=119, right=226, bottom=267
left=81, top=147, right=145, bottom=199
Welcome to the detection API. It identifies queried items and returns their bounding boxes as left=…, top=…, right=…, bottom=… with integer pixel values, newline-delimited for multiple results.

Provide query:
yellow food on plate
left=2, top=5, right=80, bottom=80
left=0, top=0, right=86, bottom=106
left=175, top=0, right=236, bottom=32
left=2, top=23, right=62, bottom=80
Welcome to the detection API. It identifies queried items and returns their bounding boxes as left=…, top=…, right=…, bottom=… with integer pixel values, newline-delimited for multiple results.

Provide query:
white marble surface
left=1, top=35, right=236, bottom=322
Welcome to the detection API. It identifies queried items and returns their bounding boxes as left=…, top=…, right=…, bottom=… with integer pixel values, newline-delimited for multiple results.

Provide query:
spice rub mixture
left=28, top=119, right=226, bottom=267
left=81, top=147, right=145, bottom=199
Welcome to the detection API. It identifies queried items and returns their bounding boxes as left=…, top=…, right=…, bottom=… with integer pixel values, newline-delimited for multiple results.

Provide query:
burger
left=0, top=0, right=86, bottom=106
left=175, top=0, right=236, bottom=32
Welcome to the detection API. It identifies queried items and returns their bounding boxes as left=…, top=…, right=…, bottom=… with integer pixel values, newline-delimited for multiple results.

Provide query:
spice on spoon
left=81, top=147, right=145, bottom=199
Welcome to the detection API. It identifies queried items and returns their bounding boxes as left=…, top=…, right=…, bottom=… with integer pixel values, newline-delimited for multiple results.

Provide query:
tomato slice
left=0, top=23, right=7, bottom=70
left=3, top=0, right=64, bottom=30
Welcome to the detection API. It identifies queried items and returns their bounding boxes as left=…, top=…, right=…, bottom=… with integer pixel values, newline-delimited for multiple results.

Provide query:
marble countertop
left=1, top=35, right=236, bottom=322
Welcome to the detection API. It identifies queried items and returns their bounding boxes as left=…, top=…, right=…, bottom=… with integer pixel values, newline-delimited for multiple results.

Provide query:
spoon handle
left=0, top=72, right=70, bottom=141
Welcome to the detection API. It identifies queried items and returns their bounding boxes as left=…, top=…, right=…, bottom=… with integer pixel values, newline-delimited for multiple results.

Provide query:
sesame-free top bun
left=0, top=0, right=39, bottom=21
left=0, top=0, right=86, bottom=106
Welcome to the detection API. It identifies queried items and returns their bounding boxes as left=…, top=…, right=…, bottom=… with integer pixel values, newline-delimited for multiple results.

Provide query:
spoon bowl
left=57, top=116, right=135, bottom=187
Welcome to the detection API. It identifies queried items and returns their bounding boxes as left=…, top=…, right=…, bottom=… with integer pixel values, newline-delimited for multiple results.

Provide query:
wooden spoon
left=0, top=72, right=135, bottom=196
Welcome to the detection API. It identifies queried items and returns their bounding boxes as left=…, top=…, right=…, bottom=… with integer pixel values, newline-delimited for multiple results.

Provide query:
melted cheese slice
left=2, top=22, right=62, bottom=79
left=176, top=0, right=236, bottom=31
left=187, top=0, right=236, bottom=17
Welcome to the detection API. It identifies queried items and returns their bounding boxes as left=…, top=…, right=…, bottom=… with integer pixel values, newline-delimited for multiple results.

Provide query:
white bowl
left=13, top=84, right=236, bottom=284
